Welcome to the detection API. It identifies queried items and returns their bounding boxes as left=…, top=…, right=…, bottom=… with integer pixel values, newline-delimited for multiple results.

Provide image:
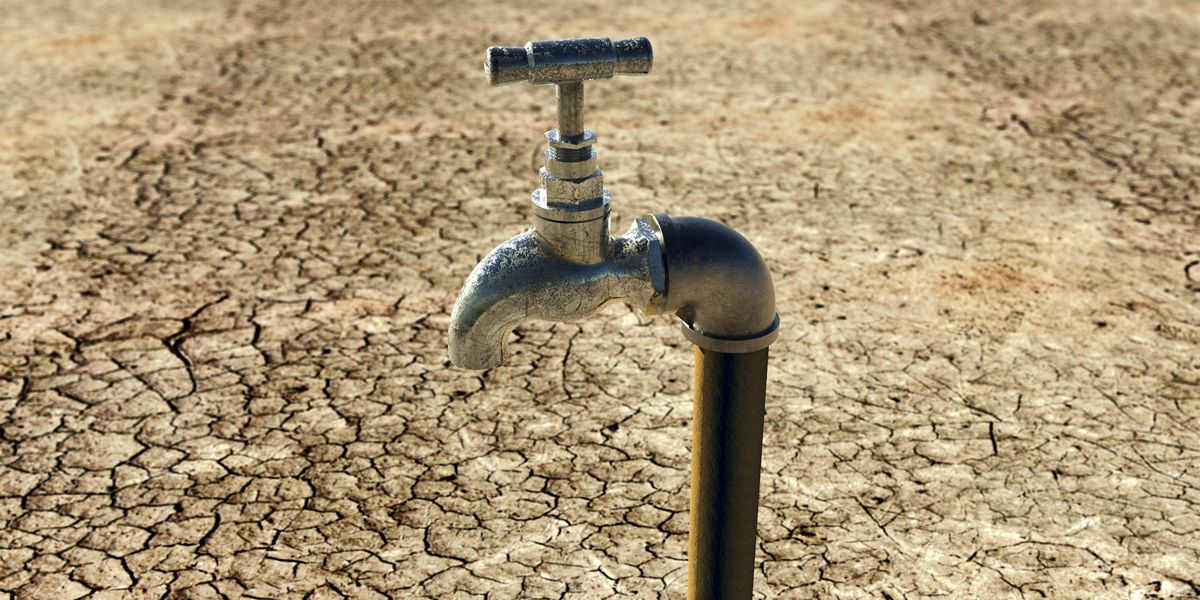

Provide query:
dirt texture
left=1, top=0, right=1198, bottom=598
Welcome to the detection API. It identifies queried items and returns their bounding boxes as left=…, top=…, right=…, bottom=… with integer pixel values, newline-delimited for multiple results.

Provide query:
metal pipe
left=690, top=347, right=769, bottom=600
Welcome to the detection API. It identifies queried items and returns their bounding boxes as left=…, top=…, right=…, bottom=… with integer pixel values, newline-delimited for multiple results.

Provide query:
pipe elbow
left=652, top=214, right=780, bottom=353
left=449, top=223, right=665, bottom=369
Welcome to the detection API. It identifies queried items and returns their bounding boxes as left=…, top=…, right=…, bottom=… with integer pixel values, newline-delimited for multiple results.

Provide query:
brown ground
left=1, top=0, right=1198, bottom=598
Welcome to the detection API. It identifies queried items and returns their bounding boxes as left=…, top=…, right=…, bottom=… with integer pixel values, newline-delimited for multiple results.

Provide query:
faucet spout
left=448, top=218, right=666, bottom=369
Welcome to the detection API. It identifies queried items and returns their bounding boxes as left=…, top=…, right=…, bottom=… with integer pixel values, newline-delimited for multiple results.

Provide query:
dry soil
left=0, top=0, right=1198, bottom=598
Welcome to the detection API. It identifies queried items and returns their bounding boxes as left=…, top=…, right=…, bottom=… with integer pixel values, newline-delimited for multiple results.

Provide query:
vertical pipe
left=689, top=347, right=769, bottom=600
left=556, top=81, right=585, bottom=138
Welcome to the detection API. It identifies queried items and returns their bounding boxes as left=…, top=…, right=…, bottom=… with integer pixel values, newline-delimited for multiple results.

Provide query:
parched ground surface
left=1, top=0, right=1198, bottom=598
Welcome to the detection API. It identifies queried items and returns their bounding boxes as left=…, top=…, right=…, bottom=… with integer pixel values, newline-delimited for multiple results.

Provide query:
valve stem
left=556, top=81, right=584, bottom=139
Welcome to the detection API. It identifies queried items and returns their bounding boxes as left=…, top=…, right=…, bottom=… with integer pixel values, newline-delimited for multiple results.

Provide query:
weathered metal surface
left=449, top=218, right=667, bottom=369
left=486, top=37, right=653, bottom=86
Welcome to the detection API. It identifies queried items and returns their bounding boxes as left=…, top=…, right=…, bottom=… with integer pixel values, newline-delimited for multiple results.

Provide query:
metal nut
left=540, top=168, right=604, bottom=203
left=545, top=129, right=597, bottom=149
left=531, top=190, right=608, bottom=222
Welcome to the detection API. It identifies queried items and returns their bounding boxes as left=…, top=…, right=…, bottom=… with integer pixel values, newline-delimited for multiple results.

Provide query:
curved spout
left=449, top=219, right=665, bottom=369
left=650, top=214, right=779, bottom=353
left=449, top=214, right=780, bottom=369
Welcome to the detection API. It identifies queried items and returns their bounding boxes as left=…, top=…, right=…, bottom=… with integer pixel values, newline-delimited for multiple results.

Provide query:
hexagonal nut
left=541, top=168, right=604, bottom=203
left=545, top=129, right=597, bottom=149
left=631, top=216, right=667, bottom=314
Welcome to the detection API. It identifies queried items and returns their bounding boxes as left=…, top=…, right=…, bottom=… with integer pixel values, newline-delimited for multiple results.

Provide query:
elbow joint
left=651, top=214, right=780, bottom=353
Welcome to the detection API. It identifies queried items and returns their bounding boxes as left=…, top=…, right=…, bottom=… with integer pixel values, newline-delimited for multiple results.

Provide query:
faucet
left=448, top=37, right=780, bottom=599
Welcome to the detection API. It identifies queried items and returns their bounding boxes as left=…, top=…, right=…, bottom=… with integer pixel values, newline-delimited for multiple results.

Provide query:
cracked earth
left=1, top=0, right=1198, bottom=598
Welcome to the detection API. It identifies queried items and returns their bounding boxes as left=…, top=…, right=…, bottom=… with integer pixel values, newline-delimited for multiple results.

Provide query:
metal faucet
left=449, top=37, right=781, bottom=599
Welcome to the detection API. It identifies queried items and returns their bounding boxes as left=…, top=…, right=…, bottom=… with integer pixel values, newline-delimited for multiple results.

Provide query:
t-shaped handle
left=485, top=37, right=652, bottom=137
left=485, top=37, right=652, bottom=86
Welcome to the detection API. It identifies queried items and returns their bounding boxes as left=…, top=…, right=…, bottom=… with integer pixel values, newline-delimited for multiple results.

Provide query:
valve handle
left=485, top=37, right=652, bottom=138
left=483, top=36, right=652, bottom=206
left=485, top=37, right=652, bottom=86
